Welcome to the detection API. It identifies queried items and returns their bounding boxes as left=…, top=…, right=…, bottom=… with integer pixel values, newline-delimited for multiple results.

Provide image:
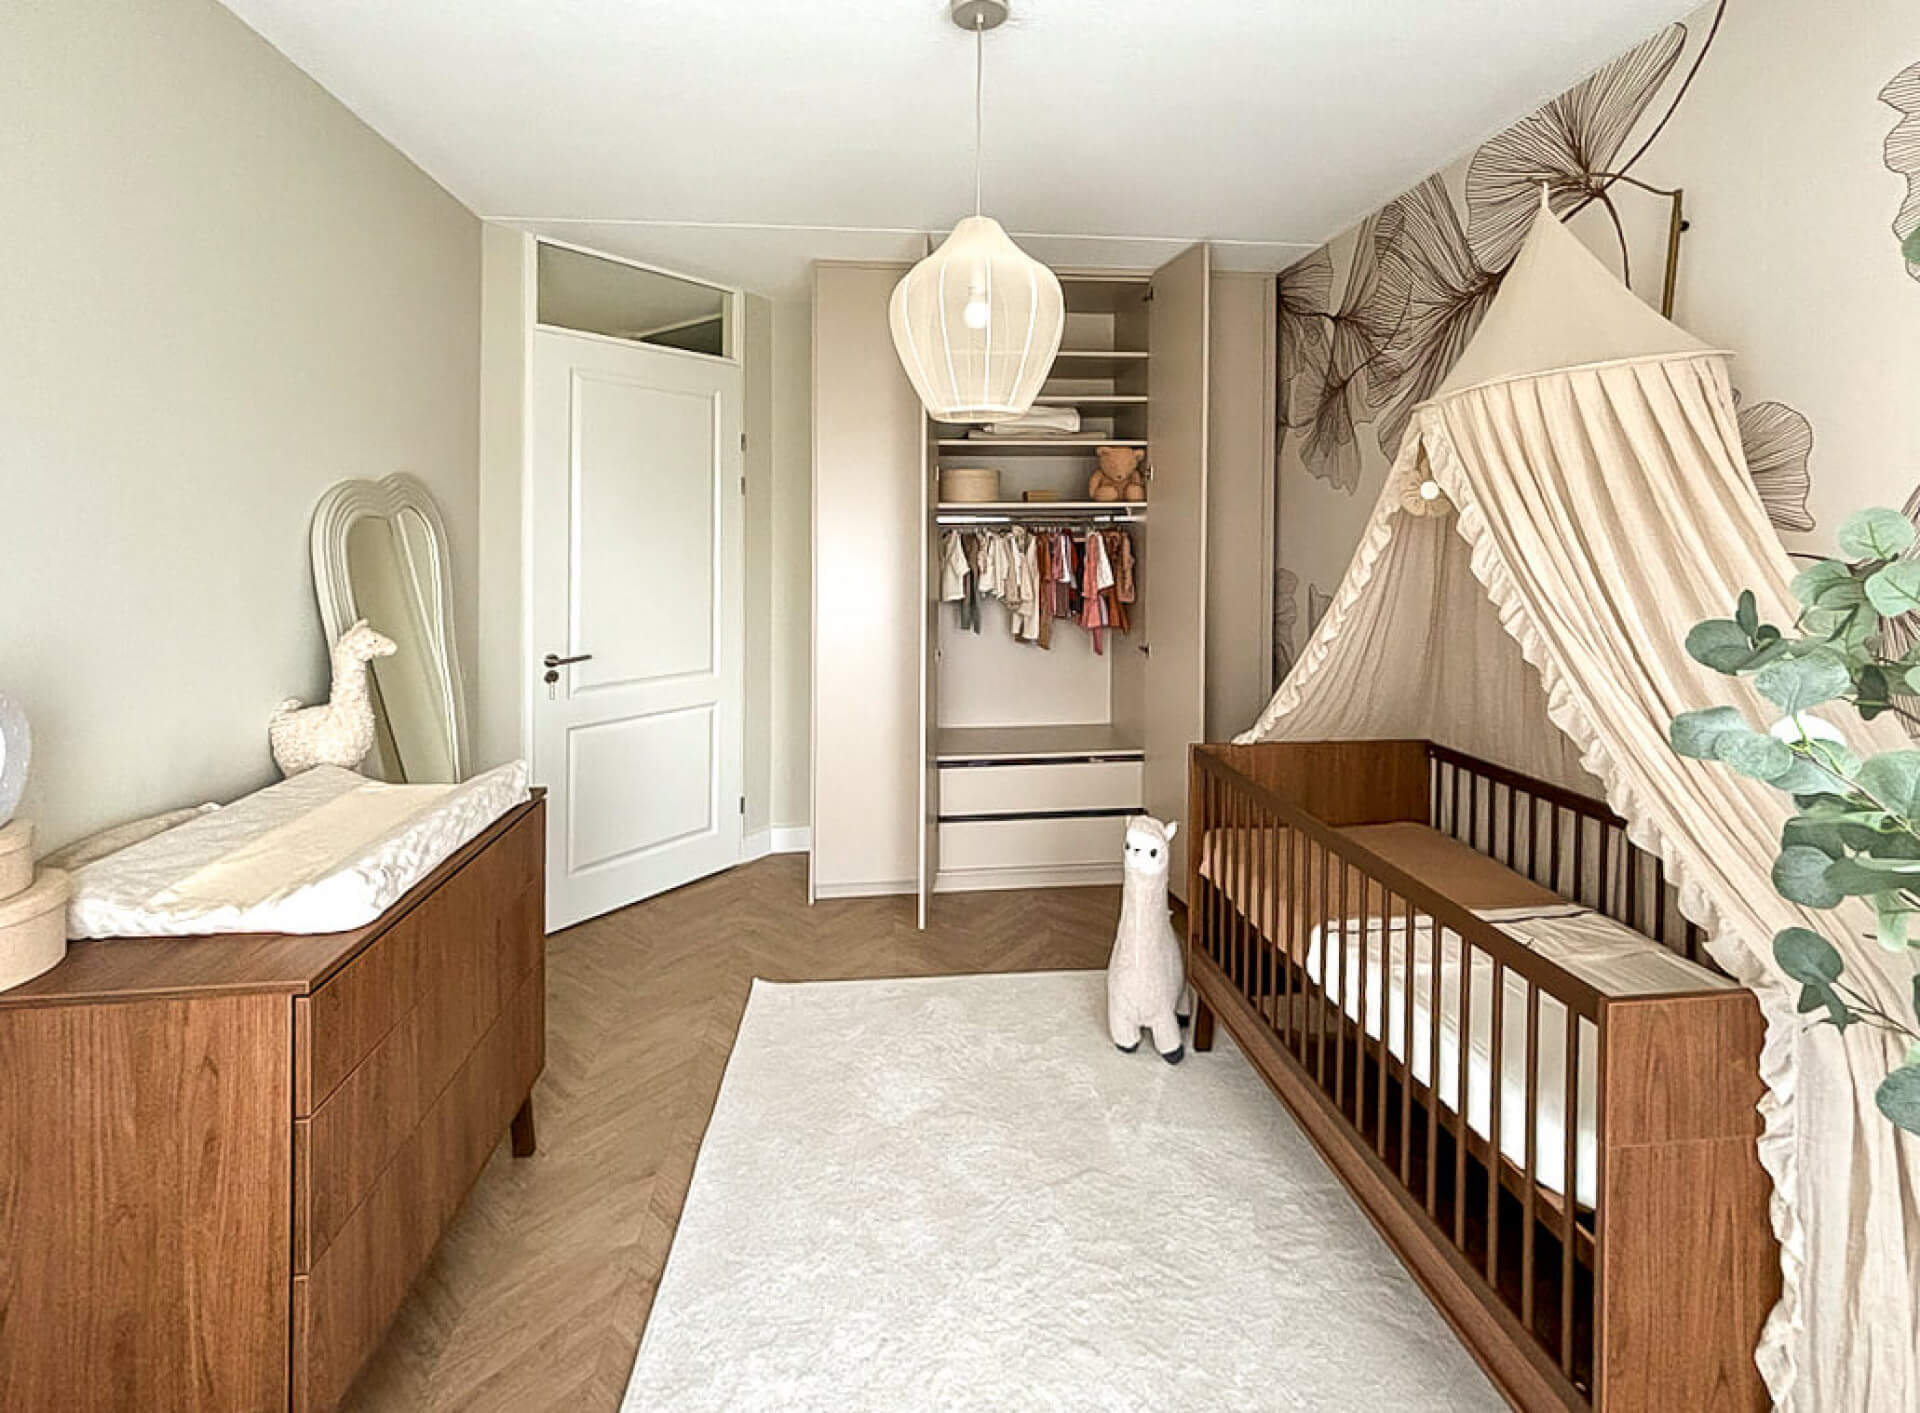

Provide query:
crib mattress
left=1198, top=820, right=1562, bottom=955
left=1199, top=821, right=1729, bottom=1205
left=66, top=762, right=530, bottom=938
left=1304, top=906, right=1727, bottom=1207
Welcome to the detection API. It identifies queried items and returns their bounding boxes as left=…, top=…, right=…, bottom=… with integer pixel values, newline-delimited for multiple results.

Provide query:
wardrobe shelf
left=936, top=499, right=1144, bottom=516
left=936, top=724, right=1145, bottom=763
left=937, top=438, right=1147, bottom=454
left=1047, top=350, right=1149, bottom=376
left=1031, top=394, right=1150, bottom=406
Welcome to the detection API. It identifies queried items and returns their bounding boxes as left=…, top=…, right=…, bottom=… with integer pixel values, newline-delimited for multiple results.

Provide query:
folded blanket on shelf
left=971, top=406, right=1082, bottom=435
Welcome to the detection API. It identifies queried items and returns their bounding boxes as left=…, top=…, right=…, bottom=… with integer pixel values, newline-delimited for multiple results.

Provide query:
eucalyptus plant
left=1669, top=507, right=1920, bottom=1134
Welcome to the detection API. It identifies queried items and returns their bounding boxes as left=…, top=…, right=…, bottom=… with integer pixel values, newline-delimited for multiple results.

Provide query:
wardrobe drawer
left=939, top=759, right=1142, bottom=816
left=940, top=815, right=1127, bottom=872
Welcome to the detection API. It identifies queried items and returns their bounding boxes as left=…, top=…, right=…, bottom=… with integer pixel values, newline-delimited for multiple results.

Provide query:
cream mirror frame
left=310, top=474, right=468, bottom=783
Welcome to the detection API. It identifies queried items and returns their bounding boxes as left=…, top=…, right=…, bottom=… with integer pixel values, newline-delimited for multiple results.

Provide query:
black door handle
left=543, top=652, right=594, bottom=668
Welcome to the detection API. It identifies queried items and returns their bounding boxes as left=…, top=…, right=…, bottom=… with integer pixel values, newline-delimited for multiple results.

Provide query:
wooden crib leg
left=1193, top=998, right=1216, bottom=1052
left=510, top=1096, right=537, bottom=1157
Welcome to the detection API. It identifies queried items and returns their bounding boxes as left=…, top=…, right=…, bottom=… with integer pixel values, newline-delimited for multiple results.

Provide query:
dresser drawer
left=294, top=808, right=542, bottom=1116
left=940, top=814, right=1128, bottom=872
left=939, top=759, right=1142, bottom=816
left=292, top=967, right=544, bottom=1413
left=292, top=879, right=540, bottom=1272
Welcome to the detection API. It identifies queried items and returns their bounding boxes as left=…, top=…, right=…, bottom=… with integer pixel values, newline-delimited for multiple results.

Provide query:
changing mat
left=67, top=762, right=530, bottom=938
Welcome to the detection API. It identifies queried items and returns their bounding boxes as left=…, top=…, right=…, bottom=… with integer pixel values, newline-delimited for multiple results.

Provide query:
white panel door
left=532, top=328, right=743, bottom=929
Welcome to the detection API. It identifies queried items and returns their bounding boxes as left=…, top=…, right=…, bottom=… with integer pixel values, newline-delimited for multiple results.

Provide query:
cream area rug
left=620, top=971, right=1500, bottom=1412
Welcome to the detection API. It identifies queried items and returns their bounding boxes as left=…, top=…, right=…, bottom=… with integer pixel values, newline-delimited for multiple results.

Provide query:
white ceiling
left=221, top=0, right=1698, bottom=297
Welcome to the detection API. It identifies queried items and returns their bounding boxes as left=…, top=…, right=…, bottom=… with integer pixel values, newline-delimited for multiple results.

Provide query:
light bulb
left=1418, top=478, right=1441, bottom=501
left=963, top=294, right=990, bottom=330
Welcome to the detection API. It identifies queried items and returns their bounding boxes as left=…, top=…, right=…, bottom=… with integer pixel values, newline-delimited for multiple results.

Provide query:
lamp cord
left=973, top=16, right=983, bottom=218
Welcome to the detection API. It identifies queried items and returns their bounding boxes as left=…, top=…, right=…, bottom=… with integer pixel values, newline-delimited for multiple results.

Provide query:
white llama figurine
left=268, top=619, right=396, bottom=777
left=1107, top=815, right=1190, bottom=1063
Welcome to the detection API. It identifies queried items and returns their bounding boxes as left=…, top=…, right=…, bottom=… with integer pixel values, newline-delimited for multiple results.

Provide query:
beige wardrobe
left=811, top=246, right=1274, bottom=924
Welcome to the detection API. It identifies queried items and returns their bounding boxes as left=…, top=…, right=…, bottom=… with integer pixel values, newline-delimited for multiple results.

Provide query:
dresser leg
left=1193, top=999, right=1216, bottom=1053
left=511, top=1096, right=537, bottom=1157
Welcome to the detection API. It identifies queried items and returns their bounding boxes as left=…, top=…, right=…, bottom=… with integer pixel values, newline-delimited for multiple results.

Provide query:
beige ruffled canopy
left=1241, top=207, right=1918, bottom=1409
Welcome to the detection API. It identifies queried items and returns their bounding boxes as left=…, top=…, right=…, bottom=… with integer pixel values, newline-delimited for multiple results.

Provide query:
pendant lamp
left=889, top=0, right=1064, bottom=423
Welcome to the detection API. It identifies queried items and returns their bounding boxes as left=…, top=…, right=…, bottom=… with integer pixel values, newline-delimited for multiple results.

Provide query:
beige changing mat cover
left=67, top=762, right=529, bottom=937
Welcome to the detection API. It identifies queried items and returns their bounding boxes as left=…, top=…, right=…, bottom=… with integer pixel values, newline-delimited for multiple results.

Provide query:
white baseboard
left=812, top=878, right=915, bottom=900
left=934, top=863, right=1123, bottom=893
left=742, top=826, right=812, bottom=863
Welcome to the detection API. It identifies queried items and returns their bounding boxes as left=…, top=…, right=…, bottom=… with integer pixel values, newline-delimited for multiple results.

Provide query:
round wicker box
left=938, top=466, right=1001, bottom=503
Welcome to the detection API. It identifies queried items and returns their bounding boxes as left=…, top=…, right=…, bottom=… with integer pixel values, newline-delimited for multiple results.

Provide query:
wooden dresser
left=0, top=795, right=547, bottom=1412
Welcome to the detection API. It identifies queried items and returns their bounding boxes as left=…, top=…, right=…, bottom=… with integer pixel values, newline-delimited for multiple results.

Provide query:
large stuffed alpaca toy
left=268, top=619, right=396, bottom=777
left=1107, top=815, right=1189, bottom=1063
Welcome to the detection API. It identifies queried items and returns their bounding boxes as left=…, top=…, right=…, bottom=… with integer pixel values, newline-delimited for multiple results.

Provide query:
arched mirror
left=310, top=474, right=468, bottom=783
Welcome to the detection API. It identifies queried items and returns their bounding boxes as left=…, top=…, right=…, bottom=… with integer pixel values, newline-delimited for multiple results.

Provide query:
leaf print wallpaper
left=1267, top=0, right=1918, bottom=696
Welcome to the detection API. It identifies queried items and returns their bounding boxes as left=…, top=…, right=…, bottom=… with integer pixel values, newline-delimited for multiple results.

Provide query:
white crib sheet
left=67, top=762, right=529, bottom=938
left=1303, top=906, right=1729, bottom=1208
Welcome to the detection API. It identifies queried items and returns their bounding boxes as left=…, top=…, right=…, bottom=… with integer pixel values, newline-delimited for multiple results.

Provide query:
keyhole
left=544, top=668, right=559, bottom=700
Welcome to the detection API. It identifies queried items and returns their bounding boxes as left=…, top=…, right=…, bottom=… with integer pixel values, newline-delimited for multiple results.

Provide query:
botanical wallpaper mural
left=1266, top=0, right=1920, bottom=691
left=1884, top=60, right=1920, bottom=278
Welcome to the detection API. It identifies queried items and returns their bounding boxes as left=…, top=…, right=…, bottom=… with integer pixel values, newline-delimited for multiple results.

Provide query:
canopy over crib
left=1239, top=207, right=1917, bottom=1410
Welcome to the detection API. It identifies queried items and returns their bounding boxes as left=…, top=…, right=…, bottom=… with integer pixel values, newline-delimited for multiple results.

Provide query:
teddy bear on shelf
left=1107, top=815, right=1190, bottom=1064
left=1087, top=445, right=1147, bottom=503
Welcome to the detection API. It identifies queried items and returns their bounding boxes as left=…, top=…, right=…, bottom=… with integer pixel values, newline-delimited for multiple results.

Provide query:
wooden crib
left=1186, top=740, right=1775, bottom=1411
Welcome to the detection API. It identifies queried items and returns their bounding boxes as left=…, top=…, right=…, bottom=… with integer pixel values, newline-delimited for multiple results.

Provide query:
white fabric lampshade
left=889, top=215, right=1065, bottom=422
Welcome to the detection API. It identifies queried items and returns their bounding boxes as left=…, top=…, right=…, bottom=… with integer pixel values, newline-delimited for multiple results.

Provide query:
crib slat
left=1375, top=890, right=1391, bottom=1159
left=1317, top=841, right=1331, bottom=1085
left=1335, top=859, right=1350, bottom=1114
left=1400, top=892, right=1415, bottom=1188
left=1487, top=957, right=1505, bottom=1285
left=1561, top=1005, right=1579, bottom=1377
left=1454, top=931, right=1472, bottom=1251
left=1505, top=785, right=1518, bottom=871
left=1426, top=915, right=1442, bottom=1219
left=1549, top=803, right=1563, bottom=895
left=1598, top=824, right=1613, bottom=920
left=1284, top=822, right=1299, bottom=1058
left=1523, top=983, right=1540, bottom=1336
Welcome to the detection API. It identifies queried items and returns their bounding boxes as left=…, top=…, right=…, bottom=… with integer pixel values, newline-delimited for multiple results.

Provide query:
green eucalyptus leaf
left=1905, top=664, right=1920, bottom=696
left=1856, top=751, right=1920, bottom=818
left=1755, top=652, right=1853, bottom=713
left=1906, top=227, right=1920, bottom=265
left=1838, top=508, right=1919, bottom=561
left=1715, top=730, right=1794, bottom=781
left=1792, top=561, right=1868, bottom=611
left=1783, top=817, right=1848, bottom=857
left=1736, top=590, right=1759, bottom=636
left=1821, top=857, right=1909, bottom=897
left=1774, top=929, right=1846, bottom=985
left=1797, top=982, right=1828, bottom=1014
left=1907, top=1041, right=1920, bottom=1066
left=1670, top=706, right=1752, bottom=760
left=1773, top=849, right=1848, bottom=908
left=1772, top=759, right=1843, bottom=796
left=1912, top=973, right=1920, bottom=1027
left=1875, top=1066, right=1920, bottom=1134
left=1686, top=620, right=1760, bottom=674
left=1867, top=561, right=1920, bottom=618
left=1878, top=900, right=1914, bottom=951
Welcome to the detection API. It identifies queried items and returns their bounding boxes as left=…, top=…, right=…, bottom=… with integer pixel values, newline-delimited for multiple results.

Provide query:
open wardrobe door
left=918, top=416, right=938, bottom=928
left=1144, top=243, right=1210, bottom=894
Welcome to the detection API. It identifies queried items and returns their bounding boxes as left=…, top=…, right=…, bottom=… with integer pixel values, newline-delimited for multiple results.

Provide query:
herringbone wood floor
left=344, top=854, right=1120, bottom=1412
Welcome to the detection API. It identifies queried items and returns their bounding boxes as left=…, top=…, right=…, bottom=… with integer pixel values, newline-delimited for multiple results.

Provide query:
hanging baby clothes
left=1079, top=530, right=1115, bottom=653
left=1102, top=529, right=1135, bottom=633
